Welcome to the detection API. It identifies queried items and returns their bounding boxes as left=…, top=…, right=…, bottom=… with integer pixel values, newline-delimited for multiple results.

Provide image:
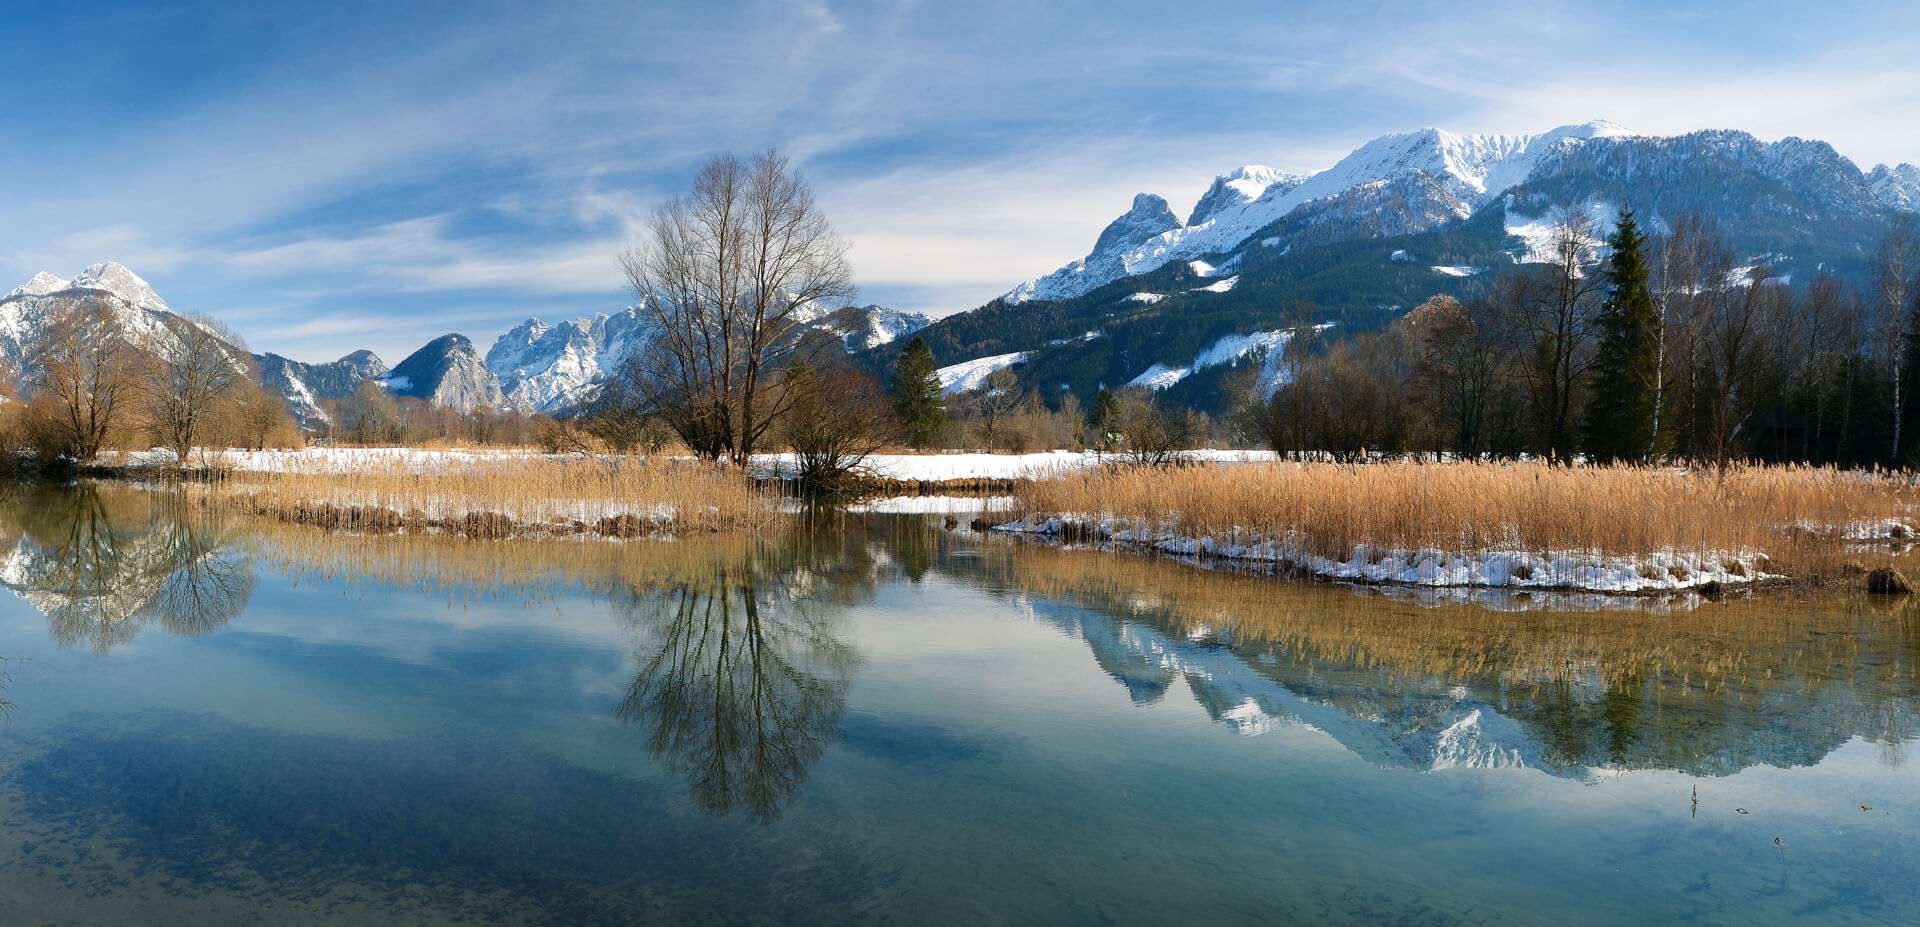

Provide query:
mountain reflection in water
left=3, top=485, right=1918, bottom=796
left=0, top=485, right=253, bottom=651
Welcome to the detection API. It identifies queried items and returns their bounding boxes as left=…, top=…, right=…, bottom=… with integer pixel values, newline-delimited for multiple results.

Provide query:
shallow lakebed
left=0, top=484, right=1915, bottom=924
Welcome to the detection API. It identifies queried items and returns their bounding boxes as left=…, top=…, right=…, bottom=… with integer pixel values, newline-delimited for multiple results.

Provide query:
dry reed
left=1013, top=461, right=1920, bottom=583
left=212, top=452, right=776, bottom=537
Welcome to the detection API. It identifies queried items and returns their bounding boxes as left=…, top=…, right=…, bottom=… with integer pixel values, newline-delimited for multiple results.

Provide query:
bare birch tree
left=620, top=150, right=855, bottom=465
left=1873, top=215, right=1920, bottom=464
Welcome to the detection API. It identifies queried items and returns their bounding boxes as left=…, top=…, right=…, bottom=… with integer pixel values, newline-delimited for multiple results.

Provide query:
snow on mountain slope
left=254, top=349, right=388, bottom=428
left=1187, top=165, right=1304, bottom=226
left=1005, top=121, right=1631, bottom=304
left=72, top=261, right=172, bottom=314
left=1125, top=327, right=1316, bottom=393
left=835, top=305, right=931, bottom=351
left=1868, top=162, right=1920, bottom=211
left=1003, top=194, right=1184, bottom=304
left=485, top=303, right=922, bottom=413
left=938, top=351, right=1028, bottom=394
left=383, top=333, right=503, bottom=413
left=0, top=262, right=185, bottom=371
left=486, top=308, right=659, bottom=413
left=9, top=272, right=70, bottom=299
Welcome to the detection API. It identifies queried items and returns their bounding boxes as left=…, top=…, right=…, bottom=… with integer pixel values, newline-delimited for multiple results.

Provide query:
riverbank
left=998, top=461, right=1918, bottom=593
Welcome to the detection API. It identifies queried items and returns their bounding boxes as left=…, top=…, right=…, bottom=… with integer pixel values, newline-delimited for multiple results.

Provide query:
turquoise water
left=0, top=485, right=1915, bottom=924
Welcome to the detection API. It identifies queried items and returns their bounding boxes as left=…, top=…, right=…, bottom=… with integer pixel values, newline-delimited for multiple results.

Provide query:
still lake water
left=0, top=485, right=1915, bottom=925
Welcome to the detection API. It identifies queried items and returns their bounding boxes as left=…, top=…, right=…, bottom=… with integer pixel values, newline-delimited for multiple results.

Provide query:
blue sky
left=5, top=0, right=1919, bottom=363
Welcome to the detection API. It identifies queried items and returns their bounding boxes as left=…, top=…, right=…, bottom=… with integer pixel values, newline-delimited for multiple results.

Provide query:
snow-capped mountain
left=0, top=262, right=217, bottom=382
left=1004, top=194, right=1186, bottom=304
left=255, top=349, right=387, bottom=428
left=485, top=307, right=659, bottom=413
left=1001, top=119, right=1920, bottom=308
left=827, top=304, right=932, bottom=352
left=890, top=120, right=1920, bottom=414
left=383, top=333, right=504, bottom=413
left=485, top=303, right=928, bottom=413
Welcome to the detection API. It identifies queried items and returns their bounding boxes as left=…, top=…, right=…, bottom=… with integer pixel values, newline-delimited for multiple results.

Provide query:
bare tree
left=1405, top=294, right=1500, bottom=458
left=1494, top=207, right=1604, bottom=462
left=1873, top=215, right=1920, bottom=463
left=145, top=314, right=251, bottom=466
left=620, top=150, right=855, bottom=466
left=1113, top=388, right=1199, bottom=468
left=336, top=377, right=403, bottom=445
left=229, top=378, right=293, bottom=451
left=780, top=361, right=898, bottom=495
left=1697, top=264, right=1790, bottom=469
left=27, top=296, right=146, bottom=465
left=973, top=368, right=1023, bottom=452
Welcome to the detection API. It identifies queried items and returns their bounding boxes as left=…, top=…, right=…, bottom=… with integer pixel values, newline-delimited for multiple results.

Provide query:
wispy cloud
left=1, top=0, right=1917, bottom=361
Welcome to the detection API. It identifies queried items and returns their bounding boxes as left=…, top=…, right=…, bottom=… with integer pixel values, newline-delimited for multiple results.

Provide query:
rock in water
left=1866, top=568, right=1913, bottom=595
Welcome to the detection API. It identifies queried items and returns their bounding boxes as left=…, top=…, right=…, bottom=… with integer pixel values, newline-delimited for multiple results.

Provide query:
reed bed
left=1011, top=461, right=1920, bottom=585
left=213, top=452, right=777, bottom=537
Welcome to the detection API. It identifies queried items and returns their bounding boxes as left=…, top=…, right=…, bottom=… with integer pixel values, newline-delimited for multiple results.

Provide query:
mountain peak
left=7, top=271, right=70, bottom=300
left=71, top=261, right=171, bottom=314
left=1090, top=194, right=1182, bottom=257
left=383, top=332, right=503, bottom=413
left=1189, top=165, right=1303, bottom=226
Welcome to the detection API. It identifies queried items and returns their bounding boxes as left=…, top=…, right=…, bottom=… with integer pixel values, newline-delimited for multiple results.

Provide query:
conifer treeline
left=1252, top=207, right=1919, bottom=468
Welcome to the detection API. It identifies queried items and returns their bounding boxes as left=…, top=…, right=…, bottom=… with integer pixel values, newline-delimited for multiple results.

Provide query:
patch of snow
left=1188, top=260, right=1217, bottom=277
left=1390, top=249, right=1413, bottom=261
left=1128, top=363, right=1190, bottom=390
left=1432, top=265, right=1481, bottom=277
left=1503, top=200, right=1615, bottom=264
left=996, top=514, right=1778, bottom=595
left=382, top=375, right=412, bottom=391
left=937, top=351, right=1029, bottom=394
left=1126, top=292, right=1165, bottom=304
left=1194, top=275, right=1239, bottom=294
left=1261, top=237, right=1284, bottom=249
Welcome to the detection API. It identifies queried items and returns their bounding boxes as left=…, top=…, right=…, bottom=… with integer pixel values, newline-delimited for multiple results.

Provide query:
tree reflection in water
left=0, top=485, right=254, bottom=651
left=616, top=523, right=873, bottom=823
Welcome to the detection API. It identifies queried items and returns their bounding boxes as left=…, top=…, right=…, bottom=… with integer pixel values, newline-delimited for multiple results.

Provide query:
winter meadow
left=1, top=4, right=1918, bottom=925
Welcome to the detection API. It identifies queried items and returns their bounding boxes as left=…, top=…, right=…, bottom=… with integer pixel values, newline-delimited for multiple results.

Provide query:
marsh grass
left=1013, top=461, right=1920, bottom=582
left=214, top=452, right=775, bottom=537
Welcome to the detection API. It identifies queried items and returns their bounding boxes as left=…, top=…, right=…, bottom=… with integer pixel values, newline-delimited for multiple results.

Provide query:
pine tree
left=1583, top=206, right=1663, bottom=463
left=890, top=336, right=946, bottom=449
left=1088, top=387, right=1120, bottom=451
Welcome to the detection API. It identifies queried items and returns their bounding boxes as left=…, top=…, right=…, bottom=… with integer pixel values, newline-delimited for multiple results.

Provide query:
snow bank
left=994, top=514, right=1780, bottom=594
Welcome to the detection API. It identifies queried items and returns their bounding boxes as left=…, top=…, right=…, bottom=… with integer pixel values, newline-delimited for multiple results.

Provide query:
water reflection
left=0, top=485, right=252, bottom=651
left=616, top=528, right=869, bottom=823
left=970, top=536, right=1920, bottom=779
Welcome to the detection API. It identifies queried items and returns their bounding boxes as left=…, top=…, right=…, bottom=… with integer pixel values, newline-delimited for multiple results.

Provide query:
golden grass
left=211, top=452, right=777, bottom=536
left=1013, top=461, right=1920, bottom=582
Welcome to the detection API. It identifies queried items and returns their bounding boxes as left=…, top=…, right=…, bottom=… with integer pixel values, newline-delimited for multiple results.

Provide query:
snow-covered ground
left=760, top=449, right=1277, bottom=481
left=995, top=513, right=1780, bottom=594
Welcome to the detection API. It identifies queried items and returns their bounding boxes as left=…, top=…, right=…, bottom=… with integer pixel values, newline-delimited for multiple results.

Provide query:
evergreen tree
left=890, top=336, right=947, bottom=449
left=1088, top=387, right=1120, bottom=451
left=1583, top=206, right=1663, bottom=463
